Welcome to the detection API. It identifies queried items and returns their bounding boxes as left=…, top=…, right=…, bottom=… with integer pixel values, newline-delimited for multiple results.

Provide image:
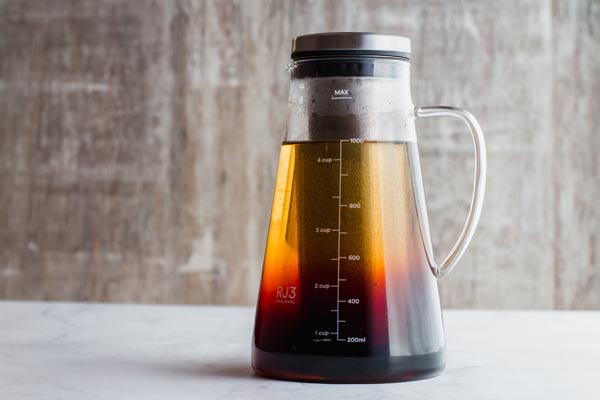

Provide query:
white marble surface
left=0, top=302, right=598, bottom=399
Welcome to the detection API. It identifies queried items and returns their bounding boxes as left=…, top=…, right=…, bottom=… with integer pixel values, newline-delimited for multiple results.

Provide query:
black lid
left=291, top=32, right=411, bottom=61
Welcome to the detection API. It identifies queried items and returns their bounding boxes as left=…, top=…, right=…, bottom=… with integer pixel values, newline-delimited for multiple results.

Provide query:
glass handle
left=414, top=106, right=487, bottom=278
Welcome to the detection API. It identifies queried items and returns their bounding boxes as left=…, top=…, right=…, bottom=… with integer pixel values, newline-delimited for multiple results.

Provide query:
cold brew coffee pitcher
left=252, top=32, right=486, bottom=383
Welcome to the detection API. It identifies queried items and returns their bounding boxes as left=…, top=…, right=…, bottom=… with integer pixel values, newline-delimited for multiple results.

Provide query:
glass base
left=252, top=346, right=446, bottom=383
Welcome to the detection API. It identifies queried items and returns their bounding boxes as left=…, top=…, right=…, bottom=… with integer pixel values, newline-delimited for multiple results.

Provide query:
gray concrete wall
left=0, top=0, right=598, bottom=308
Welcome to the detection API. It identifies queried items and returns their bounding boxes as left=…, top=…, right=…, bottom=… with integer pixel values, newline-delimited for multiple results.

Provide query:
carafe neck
left=285, top=58, right=415, bottom=143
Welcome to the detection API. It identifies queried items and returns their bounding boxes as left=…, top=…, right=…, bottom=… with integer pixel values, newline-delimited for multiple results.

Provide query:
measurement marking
left=339, top=278, right=347, bottom=282
left=338, top=256, right=347, bottom=259
left=331, top=258, right=338, bottom=261
left=337, top=338, right=346, bottom=342
left=330, top=309, right=337, bottom=312
left=341, top=173, right=349, bottom=177
left=340, top=204, right=348, bottom=207
left=335, top=140, right=343, bottom=341
left=333, top=158, right=341, bottom=161
left=338, top=300, right=347, bottom=303
left=340, top=231, right=348, bottom=234
left=330, top=285, right=338, bottom=287
left=331, top=96, right=353, bottom=100
left=332, top=196, right=340, bottom=199
left=339, top=320, right=347, bottom=323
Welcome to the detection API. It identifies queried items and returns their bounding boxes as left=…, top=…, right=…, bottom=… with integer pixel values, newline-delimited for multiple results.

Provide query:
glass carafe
left=252, top=32, right=486, bottom=383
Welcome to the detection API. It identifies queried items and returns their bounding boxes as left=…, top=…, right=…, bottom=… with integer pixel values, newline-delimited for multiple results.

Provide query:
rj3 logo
left=275, top=286, right=297, bottom=304
left=332, top=89, right=352, bottom=99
